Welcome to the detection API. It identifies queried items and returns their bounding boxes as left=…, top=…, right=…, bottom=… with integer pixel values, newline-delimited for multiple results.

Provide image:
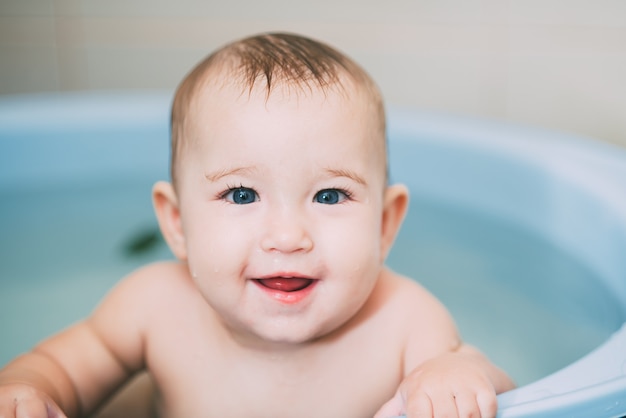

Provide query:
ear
left=153, top=181, right=188, bottom=260
left=380, top=184, right=409, bottom=261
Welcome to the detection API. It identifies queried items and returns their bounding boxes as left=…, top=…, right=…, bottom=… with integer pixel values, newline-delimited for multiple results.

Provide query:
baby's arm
left=0, top=323, right=126, bottom=417
left=375, top=277, right=515, bottom=418
left=0, top=263, right=162, bottom=417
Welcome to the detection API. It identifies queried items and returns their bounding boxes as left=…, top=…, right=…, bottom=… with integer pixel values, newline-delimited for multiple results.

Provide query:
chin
left=255, top=325, right=324, bottom=346
left=245, top=316, right=340, bottom=347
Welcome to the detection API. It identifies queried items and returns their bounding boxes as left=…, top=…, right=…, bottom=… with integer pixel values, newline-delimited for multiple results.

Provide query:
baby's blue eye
left=225, top=187, right=258, bottom=204
left=314, top=189, right=346, bottom=204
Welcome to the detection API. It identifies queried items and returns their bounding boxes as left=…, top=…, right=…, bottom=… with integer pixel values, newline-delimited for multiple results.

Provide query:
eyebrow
left=324, top=168, right=367, bottom=186
left=204, top=166, right=258, bottom=182
left=204, top=166, right=367, bottom=185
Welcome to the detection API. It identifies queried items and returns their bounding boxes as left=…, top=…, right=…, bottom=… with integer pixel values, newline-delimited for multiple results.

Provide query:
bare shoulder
left=379, top=268, right=461, bottom=370
left=380, top=268, right=452, bottom=319
left=102, top=260, right=193, bottom=302
left=86, top=261, right=196, bottom=365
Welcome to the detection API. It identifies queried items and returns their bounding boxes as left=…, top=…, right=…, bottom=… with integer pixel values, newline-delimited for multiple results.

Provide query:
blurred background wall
left=1, top=0, right=625, bottom=147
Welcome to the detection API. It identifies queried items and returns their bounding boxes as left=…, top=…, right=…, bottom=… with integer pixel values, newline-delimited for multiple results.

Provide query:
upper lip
left=254, top=272, right=316, bottom=280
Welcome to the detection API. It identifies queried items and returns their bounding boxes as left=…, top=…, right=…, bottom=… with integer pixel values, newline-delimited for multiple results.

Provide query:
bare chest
left=146, top=323, right=402, bottom=417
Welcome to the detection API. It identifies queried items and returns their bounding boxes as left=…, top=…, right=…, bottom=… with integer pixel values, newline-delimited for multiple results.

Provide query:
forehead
left=177, top=70, right=388, bottom=185
left=189, top=70, right=383, bottom=139
left=216, top=84, right=374, bottom=148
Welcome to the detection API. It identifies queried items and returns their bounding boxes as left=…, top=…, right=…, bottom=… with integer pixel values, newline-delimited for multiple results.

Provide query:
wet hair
left=170, top=32, right=386, bottom=188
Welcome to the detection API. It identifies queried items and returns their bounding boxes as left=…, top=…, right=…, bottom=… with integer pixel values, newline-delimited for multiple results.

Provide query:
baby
left=0, top=32, right=514, bottom=418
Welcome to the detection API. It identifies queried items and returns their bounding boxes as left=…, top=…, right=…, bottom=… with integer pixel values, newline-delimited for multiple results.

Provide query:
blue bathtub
left=0, top=92, right=624, bottom=417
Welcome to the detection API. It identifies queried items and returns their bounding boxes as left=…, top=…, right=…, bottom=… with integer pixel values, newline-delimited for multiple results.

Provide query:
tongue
left=257, top=278, right=313, bottom=292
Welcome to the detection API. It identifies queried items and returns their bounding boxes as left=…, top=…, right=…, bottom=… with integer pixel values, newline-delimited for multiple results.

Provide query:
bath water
left=0, top=181, right=620, bottom=386
left=388, top=197, right=621, bottom=385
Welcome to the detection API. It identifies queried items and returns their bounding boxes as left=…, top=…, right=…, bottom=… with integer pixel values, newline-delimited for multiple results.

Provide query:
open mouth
left=254, top=277, right=315, bottom=292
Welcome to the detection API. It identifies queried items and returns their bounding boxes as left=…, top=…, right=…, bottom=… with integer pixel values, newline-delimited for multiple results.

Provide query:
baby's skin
left=0, top=34, right=514, bottom=418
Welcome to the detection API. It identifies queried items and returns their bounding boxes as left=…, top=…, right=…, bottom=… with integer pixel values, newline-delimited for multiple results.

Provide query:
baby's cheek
left=326, top=220, right=382, bottom=280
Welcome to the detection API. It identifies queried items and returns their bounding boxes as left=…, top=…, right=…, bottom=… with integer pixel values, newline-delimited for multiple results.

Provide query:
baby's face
left=176, top=80, right=389, bottom=345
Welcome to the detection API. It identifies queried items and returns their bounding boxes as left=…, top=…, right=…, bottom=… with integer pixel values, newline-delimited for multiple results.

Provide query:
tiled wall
left=1, top=0, right=625, bottom=147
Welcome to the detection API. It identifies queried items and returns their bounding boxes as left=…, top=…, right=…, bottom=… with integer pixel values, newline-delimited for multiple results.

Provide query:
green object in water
left=123, top=227, right=163, bottom=256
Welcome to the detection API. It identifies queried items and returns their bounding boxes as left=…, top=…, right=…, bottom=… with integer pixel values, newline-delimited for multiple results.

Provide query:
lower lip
left=252, top=280, right=318, bottom=305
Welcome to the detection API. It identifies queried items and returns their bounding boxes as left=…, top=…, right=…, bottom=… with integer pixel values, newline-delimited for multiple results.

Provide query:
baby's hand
left=374, top=352, right=498, bottom=418
left=0, top=383, right=66, bottom=418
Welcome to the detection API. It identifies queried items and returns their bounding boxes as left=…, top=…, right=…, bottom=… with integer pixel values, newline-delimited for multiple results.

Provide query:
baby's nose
left=260, top=209, right=314, bottom=254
